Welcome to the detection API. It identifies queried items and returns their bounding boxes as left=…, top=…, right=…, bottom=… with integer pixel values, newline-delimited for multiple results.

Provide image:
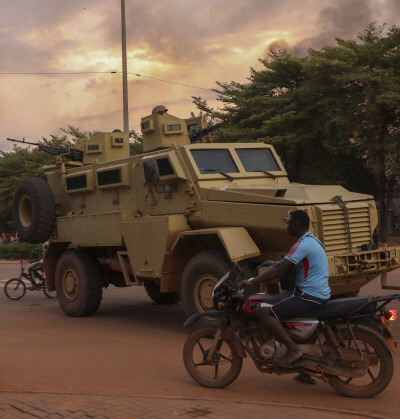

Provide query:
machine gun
left=189, top=121, right=225, bottom=143
left=7, top=138, right=84, bottom=162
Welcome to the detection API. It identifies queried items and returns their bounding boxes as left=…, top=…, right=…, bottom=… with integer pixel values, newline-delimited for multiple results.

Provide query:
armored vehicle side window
left=97, top=168, right=122, bottom=186
left=236, top=148, right=281, bottom=172
left=66, top=174, right=87, bottom=191
left=143, top=158, right=174, bottom=183
left=190, top=150, right=239, bottom=174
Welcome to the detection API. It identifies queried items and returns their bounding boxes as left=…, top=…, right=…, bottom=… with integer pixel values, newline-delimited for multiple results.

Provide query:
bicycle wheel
left=42, top=282, right=57, bottom=299
left=4, top=278, right=26, bottom=300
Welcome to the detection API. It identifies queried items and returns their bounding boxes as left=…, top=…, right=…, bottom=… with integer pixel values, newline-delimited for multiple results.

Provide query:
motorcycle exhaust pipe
left=302, top=357, right=369, bottom=379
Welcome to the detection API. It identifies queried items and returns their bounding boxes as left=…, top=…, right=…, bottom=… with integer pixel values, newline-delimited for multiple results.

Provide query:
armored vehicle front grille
left=317, top=204, right=371, bottom=254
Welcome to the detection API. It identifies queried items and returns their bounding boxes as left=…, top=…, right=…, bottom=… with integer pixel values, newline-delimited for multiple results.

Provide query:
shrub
left=0, top=243, right=43, bottom=260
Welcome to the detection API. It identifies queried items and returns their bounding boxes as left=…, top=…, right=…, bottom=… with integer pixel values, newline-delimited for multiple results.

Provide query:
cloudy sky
left=1, top=0, right=399, bottom=151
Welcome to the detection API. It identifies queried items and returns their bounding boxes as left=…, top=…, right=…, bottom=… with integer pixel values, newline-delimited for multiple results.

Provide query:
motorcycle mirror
left=255, top=260, right=276, bottom=275
left=234, top=262, right=242, bottom=273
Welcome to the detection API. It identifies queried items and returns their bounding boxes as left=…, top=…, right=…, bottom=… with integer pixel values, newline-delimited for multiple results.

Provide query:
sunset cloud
left=1, top=0, right=399, bottom=151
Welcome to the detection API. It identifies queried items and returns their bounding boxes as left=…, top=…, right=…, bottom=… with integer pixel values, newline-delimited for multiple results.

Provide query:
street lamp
left=121, top=0, right=130, bottom=156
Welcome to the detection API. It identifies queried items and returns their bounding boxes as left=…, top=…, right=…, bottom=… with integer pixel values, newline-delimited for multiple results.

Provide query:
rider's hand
left=238, top=278, right=254, bottom=288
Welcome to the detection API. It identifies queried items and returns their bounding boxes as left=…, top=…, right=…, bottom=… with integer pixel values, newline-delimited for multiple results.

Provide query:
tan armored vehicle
left=12, top=106, right=400, bottom=320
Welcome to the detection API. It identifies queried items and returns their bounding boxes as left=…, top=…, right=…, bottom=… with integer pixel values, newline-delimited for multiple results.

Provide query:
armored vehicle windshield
left=185, top=143, right=287, bottom=180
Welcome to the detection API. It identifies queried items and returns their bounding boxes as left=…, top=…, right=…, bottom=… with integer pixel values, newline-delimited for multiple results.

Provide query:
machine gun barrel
left=7, top=138, right=83, bottom=162
left=7, top=138, right=38, bottom=146
left=190, top=121, right=225, bottom=142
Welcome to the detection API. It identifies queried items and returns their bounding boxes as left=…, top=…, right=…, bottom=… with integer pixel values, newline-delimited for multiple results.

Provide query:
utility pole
left=121, top=0, right=130, bottom=156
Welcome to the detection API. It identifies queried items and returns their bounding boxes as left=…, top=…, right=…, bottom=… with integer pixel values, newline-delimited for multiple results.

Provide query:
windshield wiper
left=202, top=168, right=234, bottom=181
left=219, top=171, right=234, bottom=181
left=256, top=170, right=277, bottom=179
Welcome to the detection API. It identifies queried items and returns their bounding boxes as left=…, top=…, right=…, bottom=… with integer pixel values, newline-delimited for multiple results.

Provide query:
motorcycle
left=183, top=264, right=399, bottom=398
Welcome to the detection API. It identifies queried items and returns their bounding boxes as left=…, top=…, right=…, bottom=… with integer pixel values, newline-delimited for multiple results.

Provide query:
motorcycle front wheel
left=183, top=326, right=242, bottom=388
left=328, top=327, right=394, bottom=398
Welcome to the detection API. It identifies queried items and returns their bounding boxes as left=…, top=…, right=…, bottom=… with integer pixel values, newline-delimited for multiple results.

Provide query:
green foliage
left=129, top=129, right=143, bottom=155
left=0, top=243, right=43, bottom=260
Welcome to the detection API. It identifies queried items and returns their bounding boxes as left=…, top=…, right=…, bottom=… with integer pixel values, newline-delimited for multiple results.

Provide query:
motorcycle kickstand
left=206, top=327, right=223, bottom=362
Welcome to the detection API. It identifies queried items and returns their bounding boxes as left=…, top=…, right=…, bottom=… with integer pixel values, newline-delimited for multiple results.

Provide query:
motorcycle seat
left=297, top=296, right=377, bottom=319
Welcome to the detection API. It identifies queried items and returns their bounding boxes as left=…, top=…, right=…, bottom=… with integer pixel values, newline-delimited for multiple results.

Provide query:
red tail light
left=388, top=309, right=397, bottom=321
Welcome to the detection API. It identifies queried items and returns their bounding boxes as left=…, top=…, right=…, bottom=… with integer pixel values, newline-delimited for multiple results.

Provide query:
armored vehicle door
left=141, top=150, right=192, bottom=216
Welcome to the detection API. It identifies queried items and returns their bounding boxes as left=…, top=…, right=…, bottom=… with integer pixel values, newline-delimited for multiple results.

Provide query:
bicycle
left=4, top=260, right=56, bottom=300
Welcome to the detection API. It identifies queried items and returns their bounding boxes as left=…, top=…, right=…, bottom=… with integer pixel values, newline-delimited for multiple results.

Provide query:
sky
left=1, top=0, right=400, bottom=152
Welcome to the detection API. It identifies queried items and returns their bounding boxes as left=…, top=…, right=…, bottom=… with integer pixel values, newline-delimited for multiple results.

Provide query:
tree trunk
left=378, top=173, right=396, bottom=243
left=293, top=143, right=304, bottom=181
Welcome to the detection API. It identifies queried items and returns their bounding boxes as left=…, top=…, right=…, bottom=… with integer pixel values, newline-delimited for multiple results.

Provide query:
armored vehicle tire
left=55, top=250, right=103, bottom=317
left=181, top=251, right=231, bottom=327
left=143, top=281, right=181, bottom=304
left=13, top=177, right=56, bottom=244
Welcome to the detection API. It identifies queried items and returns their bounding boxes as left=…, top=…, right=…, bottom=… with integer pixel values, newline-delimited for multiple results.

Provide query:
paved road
left=0, top=262, right=399, bottom=418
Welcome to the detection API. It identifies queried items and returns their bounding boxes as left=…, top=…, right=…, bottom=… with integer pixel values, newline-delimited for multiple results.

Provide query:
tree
left=307, top=24, right=400, bottom=241
left=129, top=129, right=143, bottom=155
left=194, top=23, right=400, bottom=241
left=194, top=51, right=375, bottom=190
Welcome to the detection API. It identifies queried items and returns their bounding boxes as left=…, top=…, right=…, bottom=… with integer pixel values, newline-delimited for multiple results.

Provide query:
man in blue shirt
left=239, top=210, right=330, bottom=367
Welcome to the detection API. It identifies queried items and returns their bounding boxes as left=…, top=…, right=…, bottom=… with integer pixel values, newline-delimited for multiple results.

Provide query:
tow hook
left=353, top=259, right=370, bottom=269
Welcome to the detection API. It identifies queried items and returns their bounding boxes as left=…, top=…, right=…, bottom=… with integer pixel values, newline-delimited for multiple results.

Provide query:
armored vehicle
left=12, top=106, right=400, bottom=320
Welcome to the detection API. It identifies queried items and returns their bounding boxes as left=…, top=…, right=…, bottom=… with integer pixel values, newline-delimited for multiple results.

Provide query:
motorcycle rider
left=239, top=209, right=330, bottom=367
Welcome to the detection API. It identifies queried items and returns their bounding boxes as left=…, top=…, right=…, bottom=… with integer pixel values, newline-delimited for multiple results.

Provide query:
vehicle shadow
left=91, top=292, right=189, bottom=335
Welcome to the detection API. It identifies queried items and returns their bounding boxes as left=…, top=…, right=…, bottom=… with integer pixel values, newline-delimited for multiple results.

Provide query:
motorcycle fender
left=351, top=320, right=400, bottom=354
left=384, top=336, right=400, bottom=354
left=379, top=323, right=400, bottom=354
left=183, top=311, right=222, bottom=327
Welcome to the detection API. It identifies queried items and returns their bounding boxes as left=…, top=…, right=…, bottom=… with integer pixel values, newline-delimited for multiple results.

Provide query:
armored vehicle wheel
left=55, top=250, right=103, bottom=317
left=143, top=281, right=181, bottom=304
left=181, top=251, right=230, bottom=327
left=13, top=177, right=56, bottom=244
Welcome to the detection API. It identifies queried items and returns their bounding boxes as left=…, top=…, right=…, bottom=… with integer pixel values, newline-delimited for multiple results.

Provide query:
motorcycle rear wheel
left=183, top=327, right=242, bottom=388
left=327, top=327, right=393, bottom=398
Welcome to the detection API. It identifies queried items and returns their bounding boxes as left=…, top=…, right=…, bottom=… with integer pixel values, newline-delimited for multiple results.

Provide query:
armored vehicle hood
left=202, top=184, right=374, bottom=206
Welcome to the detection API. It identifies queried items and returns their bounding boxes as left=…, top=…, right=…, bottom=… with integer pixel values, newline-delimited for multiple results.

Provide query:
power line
left=0, top=70, right=214, bottom=91
left=129, top=72, right=212, bottom=91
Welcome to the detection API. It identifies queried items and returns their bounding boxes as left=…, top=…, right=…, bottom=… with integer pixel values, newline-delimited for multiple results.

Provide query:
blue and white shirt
left=284, top=231, right=330, bottom=300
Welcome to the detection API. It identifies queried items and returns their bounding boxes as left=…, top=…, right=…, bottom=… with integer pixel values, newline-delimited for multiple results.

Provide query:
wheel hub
left=63, top=268, right=79, bottom=301
left=194, top=275, right=218, bottom=312
left=19, top=195, right=33, bottom=228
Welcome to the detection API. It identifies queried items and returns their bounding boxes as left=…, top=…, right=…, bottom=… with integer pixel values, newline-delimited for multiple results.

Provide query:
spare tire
left=13, top=177, right=56, bottom=243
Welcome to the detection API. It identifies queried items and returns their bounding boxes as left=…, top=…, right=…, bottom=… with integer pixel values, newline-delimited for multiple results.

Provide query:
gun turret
left=7, top=138, right=84, bottom=162
left=189, top=121, right=225, bottom=143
